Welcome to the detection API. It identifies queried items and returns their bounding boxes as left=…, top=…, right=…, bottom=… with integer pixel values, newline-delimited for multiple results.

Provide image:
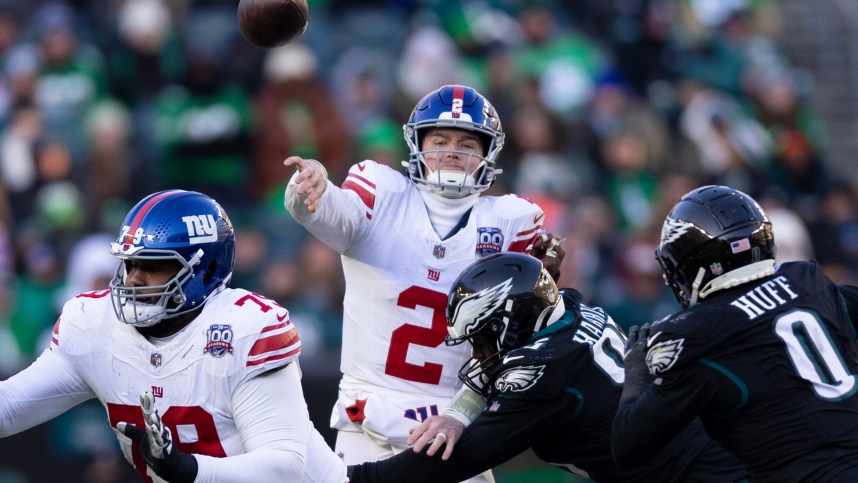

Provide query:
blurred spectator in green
left=598, top=127, right=661, bottom=231
left=511, top=4, right=607, bottom=116
left=7, top=223, right=63, bottom=358
left=105, top=0, right=184, bottom=108
left=31, top=2, right=108, bottom=158
left=151, top=8, right=253, bottom=207
left=356, top=118, right=405, bottom=171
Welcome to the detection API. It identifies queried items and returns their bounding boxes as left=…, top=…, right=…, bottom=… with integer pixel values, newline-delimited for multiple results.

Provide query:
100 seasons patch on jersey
left=477, top=227, right=503, bottom=256
left=204, top=324, right=234, bottom=357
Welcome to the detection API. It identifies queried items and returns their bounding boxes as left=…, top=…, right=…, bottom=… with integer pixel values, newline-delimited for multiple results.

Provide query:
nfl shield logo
left=433, top=244, right=446, bottom=259
left=150, top=352, right=162, bottom=368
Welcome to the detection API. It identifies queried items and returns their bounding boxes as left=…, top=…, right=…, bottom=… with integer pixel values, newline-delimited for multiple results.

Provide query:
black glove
left=117, top=391, right=198, bottom=483
left=619, top=323, right=652, bottom=405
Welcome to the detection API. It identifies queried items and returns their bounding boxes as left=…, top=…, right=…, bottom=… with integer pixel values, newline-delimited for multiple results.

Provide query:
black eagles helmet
left=446, top=252, right=564, bottom=396
left=655, top=185, right=776, bottom=309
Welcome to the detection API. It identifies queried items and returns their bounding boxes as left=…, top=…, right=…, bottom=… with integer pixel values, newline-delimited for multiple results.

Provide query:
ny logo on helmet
left=182, top=214, right=218, bottom=244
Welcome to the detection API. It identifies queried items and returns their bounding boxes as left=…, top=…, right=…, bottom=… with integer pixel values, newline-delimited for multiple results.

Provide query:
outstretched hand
left=284, top=156, right=329, bottom=213
left=533, top=232, right=565, bottom=282
left=407, top=415, right=465, bottom=461
left=620, top=323, right=652, bottom=404
left=116, top=391, right=198, bottom=483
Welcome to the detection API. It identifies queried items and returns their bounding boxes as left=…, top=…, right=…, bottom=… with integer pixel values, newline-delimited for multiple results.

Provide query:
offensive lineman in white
left=285, top=85, right=563, bottom=482
left=0, top=190, right=346, bottom=482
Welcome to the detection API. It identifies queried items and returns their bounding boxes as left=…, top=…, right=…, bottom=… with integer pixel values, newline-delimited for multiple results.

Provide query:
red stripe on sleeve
left=51, top=318, right=61, bottom=346
left=346, top=172, right=375, bottom=189
left=508, top=234, right=539, bottom=254
left=246, top=347, right=302, bottom=367
left=248, top=328, right=300, bottom=357
left=261, top=321, right=288, bottom=334
left=515, top=226, right=541, bottom=238
left=342, top=179, right=376, bottom=211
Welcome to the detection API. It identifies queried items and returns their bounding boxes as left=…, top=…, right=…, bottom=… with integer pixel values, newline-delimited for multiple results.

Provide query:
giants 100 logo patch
left=476, top=227, right=503, bottom=256
left=204, top=324, right=234, bottom=357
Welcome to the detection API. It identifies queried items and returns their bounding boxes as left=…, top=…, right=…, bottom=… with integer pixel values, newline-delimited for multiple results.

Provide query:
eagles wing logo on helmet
left=645, top=333, right=685, bottom=375
left=661, top=217, right=695, bottom=245
left=494, top=365, right=545, bottom=393
left=450, top=277, right=514, bottom=336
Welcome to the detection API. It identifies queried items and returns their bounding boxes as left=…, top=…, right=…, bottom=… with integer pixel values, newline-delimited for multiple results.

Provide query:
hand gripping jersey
left=50, top=287, right=341, bottom=482
left=614, top=261, right=858, bottom=482
left=347, top=289, right=745, bottom=483
left=287, top=160, right=543, bottom=444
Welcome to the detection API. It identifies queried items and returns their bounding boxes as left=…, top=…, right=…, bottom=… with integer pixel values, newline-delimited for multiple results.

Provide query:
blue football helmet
left=108, top=190, right=236, bottom=327
left=403, top=85, right=504, bottom=197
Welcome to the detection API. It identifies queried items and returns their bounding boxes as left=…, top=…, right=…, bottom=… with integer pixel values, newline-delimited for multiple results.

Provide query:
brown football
left=237, top=0, right=308, bottom=48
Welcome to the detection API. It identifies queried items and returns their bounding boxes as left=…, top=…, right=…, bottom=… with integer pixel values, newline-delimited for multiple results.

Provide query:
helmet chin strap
left=690, top=260, right=778, bottom=306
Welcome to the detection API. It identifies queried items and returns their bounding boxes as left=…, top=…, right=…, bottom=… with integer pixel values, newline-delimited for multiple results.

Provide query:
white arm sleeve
left=0, top=348, right=93, bottom=437
left=193, top=362, right=312, bottom=482
left=284, top=173, right=367, bottom=254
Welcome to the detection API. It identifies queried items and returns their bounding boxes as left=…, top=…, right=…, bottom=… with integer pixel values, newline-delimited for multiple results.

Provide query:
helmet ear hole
left=204, top=259, right=217, bottom=284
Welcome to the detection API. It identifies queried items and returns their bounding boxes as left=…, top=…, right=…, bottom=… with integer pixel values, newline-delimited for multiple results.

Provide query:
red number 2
left=384, top=286, right=449, bottom=384
left=107, top=403, right=225, bottom=482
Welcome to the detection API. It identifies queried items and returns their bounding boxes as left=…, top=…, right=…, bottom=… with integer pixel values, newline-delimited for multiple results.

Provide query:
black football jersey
left=349, top=289, right=746, bottom=483
left=614, top=261, right=858, bottom=482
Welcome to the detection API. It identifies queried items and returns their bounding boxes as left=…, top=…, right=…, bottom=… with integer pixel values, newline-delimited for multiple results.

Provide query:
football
left=237, top=0, right=308, bottom=48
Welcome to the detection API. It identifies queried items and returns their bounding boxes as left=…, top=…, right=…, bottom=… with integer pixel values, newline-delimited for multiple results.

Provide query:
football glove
left=116, top=391, right=198, bottom=483
left=619, top=323, right=652, bottom=404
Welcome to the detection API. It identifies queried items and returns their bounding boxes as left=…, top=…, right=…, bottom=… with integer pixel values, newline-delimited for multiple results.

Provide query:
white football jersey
left=52, top=288, right=305, bottom=482
left=288, top=161, right=543, bottom=439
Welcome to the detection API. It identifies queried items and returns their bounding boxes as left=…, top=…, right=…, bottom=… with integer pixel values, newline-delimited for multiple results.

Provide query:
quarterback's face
left=124, top=259, right=181, bottom=301
left=421, top=128, right=484, bottom=173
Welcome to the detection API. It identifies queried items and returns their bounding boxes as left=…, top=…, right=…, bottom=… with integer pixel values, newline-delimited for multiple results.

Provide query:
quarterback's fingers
left=410, top=430, right=434, bottom=454
left=283, top=155, right=305, bottom=170
left=440, top=434, right=457, bottom=461
left=424, top=432, right=447, bottom=458
left=406, top=421, right=430, bottom=447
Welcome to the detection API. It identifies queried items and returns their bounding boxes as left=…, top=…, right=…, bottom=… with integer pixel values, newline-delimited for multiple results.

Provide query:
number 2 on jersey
left=385, top=286, right=448, bottom=384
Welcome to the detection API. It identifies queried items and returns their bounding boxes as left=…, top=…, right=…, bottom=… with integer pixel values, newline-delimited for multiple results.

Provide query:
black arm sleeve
left=349, top=394, right=573, bottom=483
left=612, top=364, right=716, bottom=468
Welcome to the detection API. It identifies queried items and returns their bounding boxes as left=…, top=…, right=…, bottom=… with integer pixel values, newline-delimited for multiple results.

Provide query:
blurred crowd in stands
left=0, top=0, right=854, bottom=480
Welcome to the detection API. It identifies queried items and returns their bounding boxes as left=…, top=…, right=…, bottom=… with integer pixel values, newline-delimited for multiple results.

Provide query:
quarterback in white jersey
left=285, top=85, right=558, bottom=477
left=0, top=190, right=346, bottom=483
